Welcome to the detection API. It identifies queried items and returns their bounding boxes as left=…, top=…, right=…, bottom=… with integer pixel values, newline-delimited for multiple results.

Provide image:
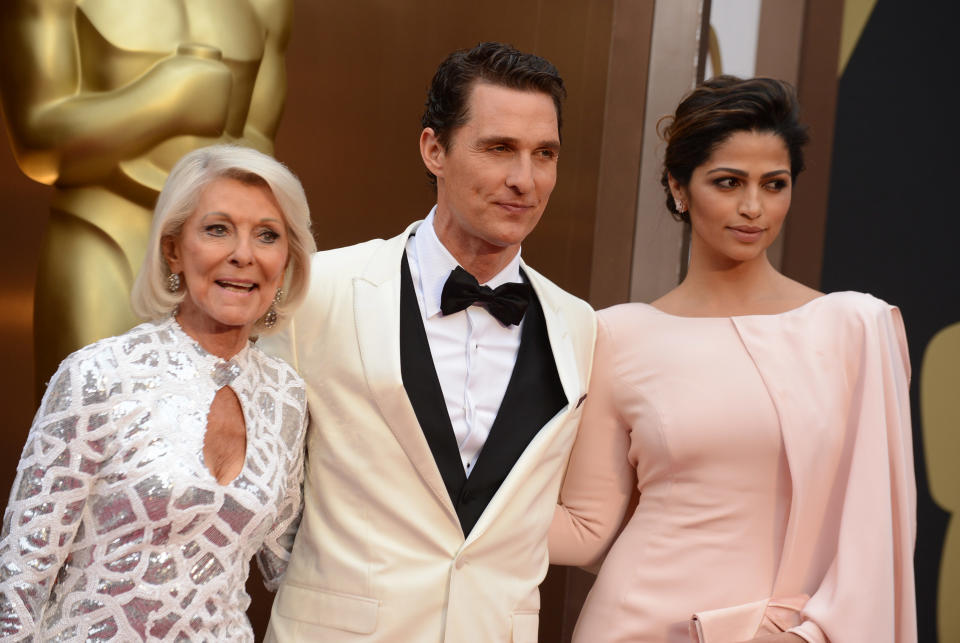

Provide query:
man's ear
left=419, top=128, right=445, bottom=178
left=161, top=235, right=182, bottom=274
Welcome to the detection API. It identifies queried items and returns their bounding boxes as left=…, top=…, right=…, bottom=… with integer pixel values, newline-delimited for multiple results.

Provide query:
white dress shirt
left=405, top=208, right=524, bottom=476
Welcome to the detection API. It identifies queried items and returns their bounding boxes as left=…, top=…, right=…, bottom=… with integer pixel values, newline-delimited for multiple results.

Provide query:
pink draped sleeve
left=792, top=303, right=915, bottom=642
left=733, top=295, right=916, bottom=643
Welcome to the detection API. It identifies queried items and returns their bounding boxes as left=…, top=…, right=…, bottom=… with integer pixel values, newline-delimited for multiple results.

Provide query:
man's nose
left=505, top=155, right=535, bottom=193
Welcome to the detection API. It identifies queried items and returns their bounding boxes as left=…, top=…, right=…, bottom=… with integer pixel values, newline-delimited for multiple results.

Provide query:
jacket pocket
left=511, top=611, right=539, bottom=643
left=276, top=583, right=379, bottom=634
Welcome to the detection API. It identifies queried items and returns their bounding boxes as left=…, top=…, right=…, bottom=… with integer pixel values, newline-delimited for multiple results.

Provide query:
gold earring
left=263, top=288, right=283, bottom=328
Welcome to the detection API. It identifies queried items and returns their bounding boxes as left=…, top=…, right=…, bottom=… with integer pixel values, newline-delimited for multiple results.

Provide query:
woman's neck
left=655, top=236, right=815, bottom=317
left=683, top=251, right=780, bottom=306
left=174, top=313, right=251, bottom=360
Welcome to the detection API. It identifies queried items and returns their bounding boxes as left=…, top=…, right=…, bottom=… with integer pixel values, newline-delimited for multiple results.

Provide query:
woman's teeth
left=216, top=280, right=256, bottom=292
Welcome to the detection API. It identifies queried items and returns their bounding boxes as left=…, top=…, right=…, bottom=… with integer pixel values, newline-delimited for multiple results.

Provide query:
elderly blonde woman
left=0, top=144, right=316, bottom=641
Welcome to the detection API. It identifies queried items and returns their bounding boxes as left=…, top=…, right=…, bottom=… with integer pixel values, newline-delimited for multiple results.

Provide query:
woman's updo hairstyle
left=659, top=75, right=809, bottom=223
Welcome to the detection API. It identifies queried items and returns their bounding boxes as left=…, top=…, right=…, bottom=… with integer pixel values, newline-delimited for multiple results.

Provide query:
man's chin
left=475, top=237, right=525, bottom=259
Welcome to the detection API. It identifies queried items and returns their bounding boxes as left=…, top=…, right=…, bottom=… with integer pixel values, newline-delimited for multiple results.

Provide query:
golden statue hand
left=0, top=0, right=292, bottom=402
left=149, top=48, right=235, bottom=138
left=15, top=52, right=233, bottom=186
left=0, top=2, right=234, bottom=186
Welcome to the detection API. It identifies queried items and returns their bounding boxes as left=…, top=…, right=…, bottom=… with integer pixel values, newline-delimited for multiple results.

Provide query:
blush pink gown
left=549, top=292, right=916, bottom=643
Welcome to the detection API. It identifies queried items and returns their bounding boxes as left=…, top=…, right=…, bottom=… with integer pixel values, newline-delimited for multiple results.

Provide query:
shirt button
left=455, top=557, right=467, bottom=570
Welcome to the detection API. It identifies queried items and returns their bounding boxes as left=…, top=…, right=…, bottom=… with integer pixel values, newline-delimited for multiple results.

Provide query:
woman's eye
left=258, top=229, right=280, bottom=243
left=765, top=179, right=789, bottom=191
left=205, top=224, right=229, bottom=236
left=714, top=177, right=739, bottom=188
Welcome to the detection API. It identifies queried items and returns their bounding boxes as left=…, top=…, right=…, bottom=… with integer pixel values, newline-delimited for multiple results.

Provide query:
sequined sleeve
left=254, top=373, right=308, bottom=592
left=0, top=351, right=122, bottom=639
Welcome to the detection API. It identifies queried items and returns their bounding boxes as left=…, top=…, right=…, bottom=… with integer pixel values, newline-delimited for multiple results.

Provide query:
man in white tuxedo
left=262, top=42, right=596, bottom=642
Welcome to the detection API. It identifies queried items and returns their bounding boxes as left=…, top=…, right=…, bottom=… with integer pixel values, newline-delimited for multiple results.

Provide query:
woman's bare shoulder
left=775, top=276, right=824, bottom=310
left=648, top=287, right=690, bottom=316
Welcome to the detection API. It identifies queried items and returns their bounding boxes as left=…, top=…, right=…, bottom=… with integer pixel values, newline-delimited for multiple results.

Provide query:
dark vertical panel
left=0, top=119, right=45, bottom=531
left=754, top=0, right=804, bottom=84
left=527, top=0, right=616, bottom=300
left=754, top=0, right=805, bottom=270
left=779, top=0, right=843, bottom=289
left=821, top=2, right=959, bottom=640
left=588, top=0, right=656, bottom=309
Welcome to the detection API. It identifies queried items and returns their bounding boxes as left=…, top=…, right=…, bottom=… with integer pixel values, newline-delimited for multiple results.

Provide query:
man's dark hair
left=421, top=42, right=566, bottom=183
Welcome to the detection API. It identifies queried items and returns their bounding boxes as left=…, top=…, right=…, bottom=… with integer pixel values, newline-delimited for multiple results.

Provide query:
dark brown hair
left=421, top=42, right=566, bottom=184
left=660, top=75, right=809, bottom=223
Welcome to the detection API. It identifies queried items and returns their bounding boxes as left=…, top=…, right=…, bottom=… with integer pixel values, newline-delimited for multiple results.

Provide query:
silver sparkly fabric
left=0, top=318, right=308, bottom=642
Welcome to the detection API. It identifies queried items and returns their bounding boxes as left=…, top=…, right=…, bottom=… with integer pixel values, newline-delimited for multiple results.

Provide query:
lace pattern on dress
left=0, top=317, right=307, bottom=642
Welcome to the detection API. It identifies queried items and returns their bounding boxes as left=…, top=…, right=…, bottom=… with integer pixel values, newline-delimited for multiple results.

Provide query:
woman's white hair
left=131, top=144, right=316, bottom=334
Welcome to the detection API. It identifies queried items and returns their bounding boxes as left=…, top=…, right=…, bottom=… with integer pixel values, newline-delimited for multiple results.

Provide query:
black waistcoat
left=399, top=253, right=567, bottom=537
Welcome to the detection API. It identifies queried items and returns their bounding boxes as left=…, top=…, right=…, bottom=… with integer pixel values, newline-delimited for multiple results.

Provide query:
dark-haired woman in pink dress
left=550, top=77, right=916, bottom=643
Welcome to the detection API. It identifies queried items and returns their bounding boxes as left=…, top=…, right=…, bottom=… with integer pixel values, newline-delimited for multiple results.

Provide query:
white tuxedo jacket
left=261, top=222, right=596, bottom=642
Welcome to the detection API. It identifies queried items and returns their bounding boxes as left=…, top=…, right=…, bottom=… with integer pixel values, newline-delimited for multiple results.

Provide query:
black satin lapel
left=399, top=253, right=467, bottom=505
left=456, top=273, right=567, bottom=536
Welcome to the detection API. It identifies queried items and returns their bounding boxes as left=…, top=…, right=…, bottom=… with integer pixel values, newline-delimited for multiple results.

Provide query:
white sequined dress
left=0, top=317, right=308, bottom=641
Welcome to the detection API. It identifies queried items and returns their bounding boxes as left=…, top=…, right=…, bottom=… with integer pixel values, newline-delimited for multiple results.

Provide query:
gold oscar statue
left=0, top=0, right=292, bottom=399
left=920, top=322, right=960, bottom=643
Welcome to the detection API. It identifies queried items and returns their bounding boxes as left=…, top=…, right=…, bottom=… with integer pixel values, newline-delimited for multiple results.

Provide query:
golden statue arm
left=241, top=0, right=293, bottom=155
left=0, top=0, right=233, bottom=187
left=921, top=323, right=960, bottom=511
left=920, top=323, right=960, bottom=643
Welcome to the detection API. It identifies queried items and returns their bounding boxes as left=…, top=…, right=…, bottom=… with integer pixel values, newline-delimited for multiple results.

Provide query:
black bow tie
left=440, top=266, right=531, bottom=326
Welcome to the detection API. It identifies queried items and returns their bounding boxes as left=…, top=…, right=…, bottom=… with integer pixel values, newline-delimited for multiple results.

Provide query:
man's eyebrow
left=475, top=136, right=561, bottom=149
left=705, top=167, right=790, bottom=178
